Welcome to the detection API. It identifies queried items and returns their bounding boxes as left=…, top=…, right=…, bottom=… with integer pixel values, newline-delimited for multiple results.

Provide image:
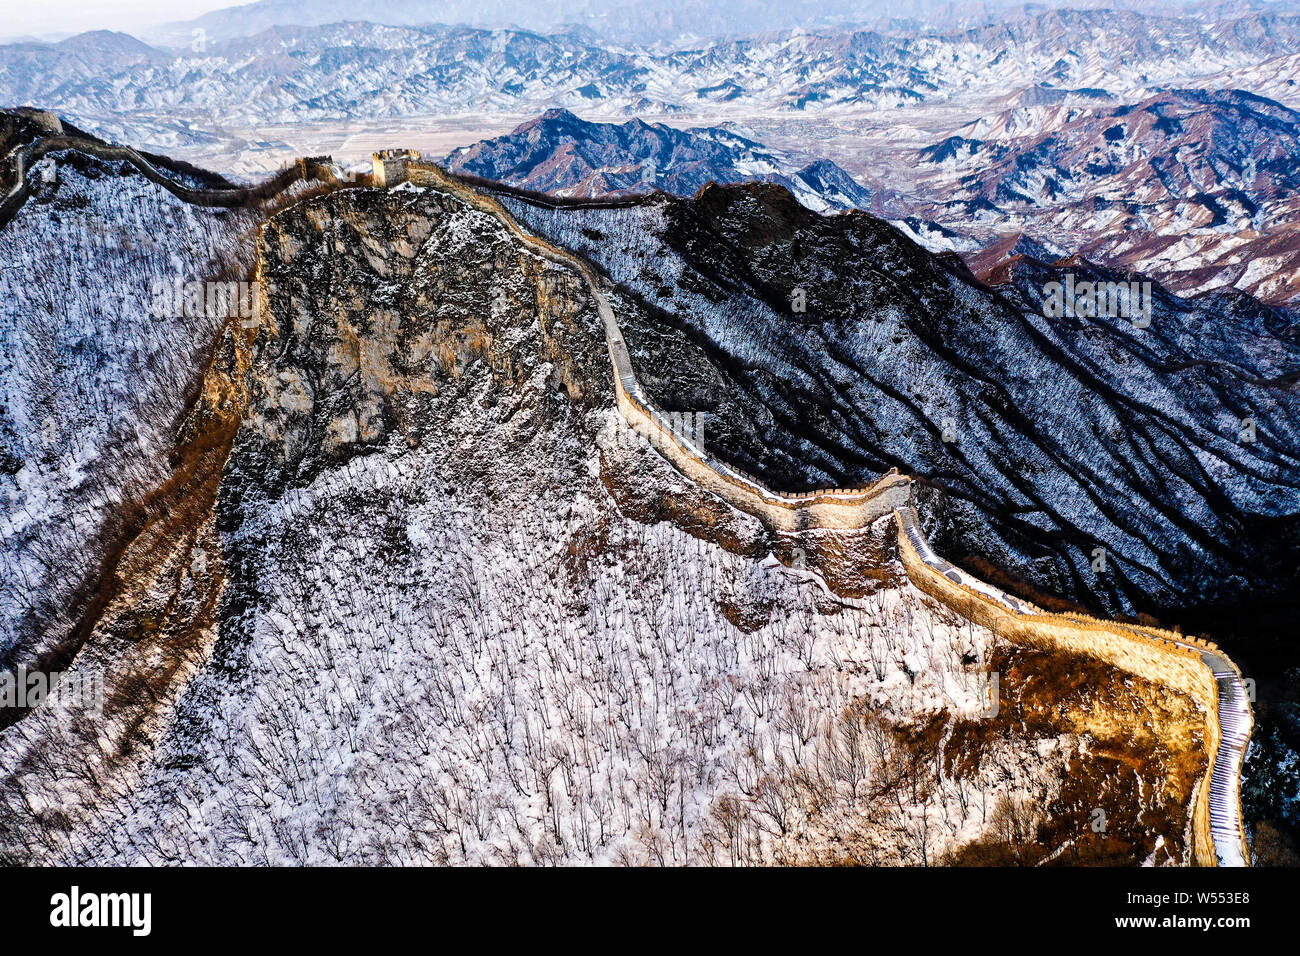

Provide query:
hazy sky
left=0, top=0, right=1233, bottom=42
left=0, top=0, right=258, bottom=38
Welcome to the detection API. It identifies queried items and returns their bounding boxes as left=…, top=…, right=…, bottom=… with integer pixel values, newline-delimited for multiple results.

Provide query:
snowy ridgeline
left=499, top=192, right=1300, bottom=615
left=0, top=155, right=259, bottom=663
left=11, top=16, right=1300, bottom=148
left=0, top=427, right=1059, bottom=865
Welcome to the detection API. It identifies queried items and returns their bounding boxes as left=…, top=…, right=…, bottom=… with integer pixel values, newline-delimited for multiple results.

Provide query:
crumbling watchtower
left=372, top=149, right=422, bottom=187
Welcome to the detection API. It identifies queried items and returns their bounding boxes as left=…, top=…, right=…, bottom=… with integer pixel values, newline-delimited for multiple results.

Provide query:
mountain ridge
left=444, top=108, right=877, bottom=212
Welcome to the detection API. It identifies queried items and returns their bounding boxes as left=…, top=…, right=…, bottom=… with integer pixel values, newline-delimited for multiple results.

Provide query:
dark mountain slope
left=499, top=180, right=1300, bottom=623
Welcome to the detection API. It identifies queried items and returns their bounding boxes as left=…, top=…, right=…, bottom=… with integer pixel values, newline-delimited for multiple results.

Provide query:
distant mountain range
left=443, top=89, right=1300, bottom=304
left=444, top=110, right=877, bottom=212
left=6, top=8, right=1300, bottom=142
left=911, top=89, right=1300, bottom=303
left=139, top=0, right=1290, bottom=47
left=6, top=8, right=1300, bottom=302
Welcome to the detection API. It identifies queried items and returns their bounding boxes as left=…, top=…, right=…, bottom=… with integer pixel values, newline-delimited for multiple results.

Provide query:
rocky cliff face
left=0, top=169, right=1209, bottom=866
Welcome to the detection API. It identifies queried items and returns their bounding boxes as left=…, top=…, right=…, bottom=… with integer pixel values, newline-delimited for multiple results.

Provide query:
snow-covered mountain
left=498, top=179, right=1300, bottom=624
left=0, top=129, right=1225, bottom=866
left=7, top=9, right=1300, bottom=151
left=445, top=109, right=877, bottom=212
left=915, top=89, right=1300, bottom=303
left=0, top=3, right=1297, bottom=862
left=0, top=111, right=262, bottom=679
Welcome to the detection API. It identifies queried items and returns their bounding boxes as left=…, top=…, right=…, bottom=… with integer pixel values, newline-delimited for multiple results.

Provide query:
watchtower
left=372, top=149, right=422, bottom=187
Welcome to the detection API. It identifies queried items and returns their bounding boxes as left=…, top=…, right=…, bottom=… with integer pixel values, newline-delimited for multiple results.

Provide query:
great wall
left=1, top=113, right=349, bottom=229
left=0, top=131, right=1253, bottom=866
left=372, top=151, right=1255, bottom=868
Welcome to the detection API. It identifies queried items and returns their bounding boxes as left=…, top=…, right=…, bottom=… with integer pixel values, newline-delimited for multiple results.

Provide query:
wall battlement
left=3, top=133, right=348, bottom=229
